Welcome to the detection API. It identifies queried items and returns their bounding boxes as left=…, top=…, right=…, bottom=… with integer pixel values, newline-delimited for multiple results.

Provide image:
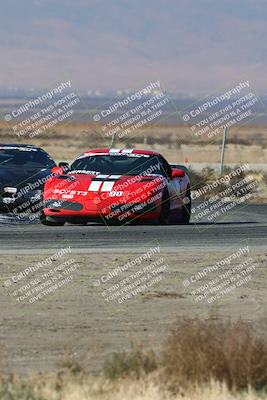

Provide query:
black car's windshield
left=0, top=147, right=55, bottom=169
left=70, top=154, right=168, bottom=176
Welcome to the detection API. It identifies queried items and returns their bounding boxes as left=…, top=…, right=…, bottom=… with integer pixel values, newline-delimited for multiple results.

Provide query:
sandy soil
left=0, top=249, right=266, bottom=374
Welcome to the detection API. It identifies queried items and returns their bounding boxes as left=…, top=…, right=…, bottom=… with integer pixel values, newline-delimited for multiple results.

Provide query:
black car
left=0, top=144, right=56, bottom=214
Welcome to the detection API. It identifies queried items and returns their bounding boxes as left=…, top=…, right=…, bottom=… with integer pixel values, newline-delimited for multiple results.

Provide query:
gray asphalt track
left=0, top=203, right=266, bottom=253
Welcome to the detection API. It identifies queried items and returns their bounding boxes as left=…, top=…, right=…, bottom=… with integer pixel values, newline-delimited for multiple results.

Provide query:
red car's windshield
left=69, top=154, right=169, bottom=177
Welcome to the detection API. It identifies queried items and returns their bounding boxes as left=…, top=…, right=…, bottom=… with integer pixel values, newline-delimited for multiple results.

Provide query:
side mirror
left=172, top=168, right=185, bottom=179
left=59, top=162, right=69, bottom=170
left=55, top=162, right=70, bottom=174
left=52, top=166, right=64, bottom=175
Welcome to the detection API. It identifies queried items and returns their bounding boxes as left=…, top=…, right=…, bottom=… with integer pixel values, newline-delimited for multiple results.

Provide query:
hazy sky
left=1, top=0, right=267, bottom=94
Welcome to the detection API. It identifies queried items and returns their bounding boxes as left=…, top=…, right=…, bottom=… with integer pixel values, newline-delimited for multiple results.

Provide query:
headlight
left=4, top=187, right=17, bottom=194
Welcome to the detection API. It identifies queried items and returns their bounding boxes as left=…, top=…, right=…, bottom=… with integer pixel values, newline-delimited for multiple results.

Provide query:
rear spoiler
left=170, top=164, right=189, bottom=174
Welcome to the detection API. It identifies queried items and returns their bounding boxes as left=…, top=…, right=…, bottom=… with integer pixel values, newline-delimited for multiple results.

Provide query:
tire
left=158, top=189, right=170, bottom=225
left=67, top=219, right=88, bottom=225
left=179, top=187, right=191, bottom=224
left=103, top=218, right=124, bottom=226
left=40, top=211, right=65, bottom=226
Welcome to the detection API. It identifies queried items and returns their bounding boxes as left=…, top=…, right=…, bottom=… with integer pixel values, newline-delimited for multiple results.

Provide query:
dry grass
left=188, top=166, right=263, bottom=199
left=0, top=375, right=266, bottom=400
left=162, top=318, right=267, bottom=391
left=104, top=318, right=267, bottom=392
left=103, top=344, right=157, bottom=380
left=0, top=121, right=267, bottom=164
left=0, top=319, right=267, bottom=399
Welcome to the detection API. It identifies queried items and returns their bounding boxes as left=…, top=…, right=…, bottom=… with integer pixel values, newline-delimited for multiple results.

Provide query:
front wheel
left=179, top=188, right=191, bottom=224
left=40, top=211, right=65, bottom=226
left=158, top=189, right=170, bottom=225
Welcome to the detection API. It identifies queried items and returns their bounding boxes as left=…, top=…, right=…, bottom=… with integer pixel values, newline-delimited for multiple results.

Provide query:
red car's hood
left=44, top=173, right=165, bottom=202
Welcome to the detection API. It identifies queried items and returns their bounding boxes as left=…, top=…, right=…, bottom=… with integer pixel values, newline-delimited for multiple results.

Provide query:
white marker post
left=110, top=132, right=116, bottom=148
left=220, top=127, right=227, bottom=175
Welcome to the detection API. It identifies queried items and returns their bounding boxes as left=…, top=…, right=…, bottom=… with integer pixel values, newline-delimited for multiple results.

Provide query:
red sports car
left=41, top=149, right=191, bottom=226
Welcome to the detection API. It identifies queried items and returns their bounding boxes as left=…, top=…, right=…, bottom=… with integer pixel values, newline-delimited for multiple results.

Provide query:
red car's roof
left=82, top=148, right=160, bottom=156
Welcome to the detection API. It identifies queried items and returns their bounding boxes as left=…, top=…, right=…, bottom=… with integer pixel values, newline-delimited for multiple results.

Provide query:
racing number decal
left=88, top=178, right=118, bottom=192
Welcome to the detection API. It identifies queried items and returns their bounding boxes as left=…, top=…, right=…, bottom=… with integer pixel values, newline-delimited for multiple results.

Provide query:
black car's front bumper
left=0, top=188, right=43, bottom=213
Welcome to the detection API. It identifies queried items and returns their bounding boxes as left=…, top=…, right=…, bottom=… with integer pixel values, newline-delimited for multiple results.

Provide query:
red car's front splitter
left=43, top=199, right=161, bottom=223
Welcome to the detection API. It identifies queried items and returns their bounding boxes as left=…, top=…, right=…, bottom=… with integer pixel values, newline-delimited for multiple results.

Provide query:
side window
left=159, top=155, right=172, bottom=179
